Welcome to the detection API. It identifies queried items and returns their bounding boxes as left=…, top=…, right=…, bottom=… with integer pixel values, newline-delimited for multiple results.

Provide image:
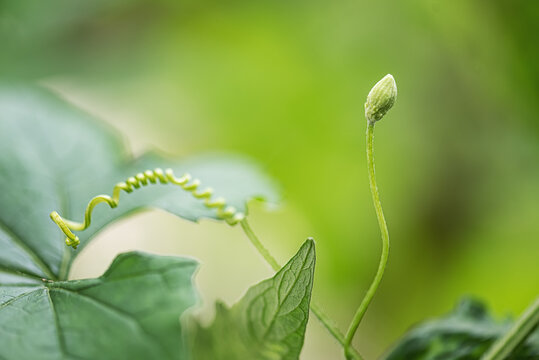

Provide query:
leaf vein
left=0, top=221, right=57, bottom=280
left=0, top=287, right=43, bottom=310
left=45, top=288, right=67, bottom=360
left=51, top=287, right=172, bottom=359
left=261, top=251, right=312, bottom=340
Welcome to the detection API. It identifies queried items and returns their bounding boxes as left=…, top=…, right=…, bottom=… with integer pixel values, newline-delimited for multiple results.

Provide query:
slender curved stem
left=240, top=219, right=363, bottom=360
left=481, top=296, right=539, bottom=360
left=240, top=219, right=280, bottom=271
left=344, top=122, right=390, bottom=358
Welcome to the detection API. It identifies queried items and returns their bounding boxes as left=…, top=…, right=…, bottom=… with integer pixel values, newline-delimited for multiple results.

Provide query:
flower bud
left=365, top=74, right=397, bottom=123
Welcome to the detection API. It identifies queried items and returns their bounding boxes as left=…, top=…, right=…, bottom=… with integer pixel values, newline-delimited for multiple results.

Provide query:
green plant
left=0, top=78, right=537, bottom=360
left=385, top=298, right=539, bottom=360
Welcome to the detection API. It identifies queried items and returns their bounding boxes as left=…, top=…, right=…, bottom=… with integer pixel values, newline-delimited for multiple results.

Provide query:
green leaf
left=189, top=239, right=316, bottom=360
left=0, top=251, right=198, bottom=360
left=384, top=298, right=539, bottom=360
left=0, top=83, right=278, bottom=280
left=0, top=83, right=278, bottom=359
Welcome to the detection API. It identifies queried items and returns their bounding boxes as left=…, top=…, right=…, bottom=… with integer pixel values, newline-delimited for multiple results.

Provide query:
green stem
left=240, top=219, right=280, bottom=271
left=344, top=122, right=390, bottom=357
left=481, top=296, right=539, bottom=360
left=240, top=219, right=363, bottom=360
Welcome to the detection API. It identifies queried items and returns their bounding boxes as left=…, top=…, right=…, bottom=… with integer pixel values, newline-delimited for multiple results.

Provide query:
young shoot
left=344, top=74, right=397, bottom=358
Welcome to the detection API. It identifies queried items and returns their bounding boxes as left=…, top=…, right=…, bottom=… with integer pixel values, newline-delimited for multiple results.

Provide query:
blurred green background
left=2, top=0, right=538, bottom=358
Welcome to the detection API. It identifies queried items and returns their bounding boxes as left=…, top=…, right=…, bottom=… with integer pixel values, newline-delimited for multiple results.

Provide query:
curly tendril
left=50, top=168, right=245, bottom=249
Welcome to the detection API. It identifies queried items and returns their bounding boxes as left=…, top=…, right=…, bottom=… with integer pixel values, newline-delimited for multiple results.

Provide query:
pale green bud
left=365, top=74, right=397, bottom=123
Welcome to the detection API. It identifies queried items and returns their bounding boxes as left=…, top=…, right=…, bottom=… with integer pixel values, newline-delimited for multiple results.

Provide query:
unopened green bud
left=365, top=74, right=397, bottom=123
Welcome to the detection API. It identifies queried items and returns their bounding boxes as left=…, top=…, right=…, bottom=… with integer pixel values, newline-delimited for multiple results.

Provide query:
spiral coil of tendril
left=50, top=168, right=245, bottom=249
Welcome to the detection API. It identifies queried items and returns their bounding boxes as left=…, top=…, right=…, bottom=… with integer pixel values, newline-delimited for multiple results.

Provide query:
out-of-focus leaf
left=0, top=252, right=198, bottom=360
left=384, top=298, right=539, bottom=360
left=189, top=239, right=316, bottom=360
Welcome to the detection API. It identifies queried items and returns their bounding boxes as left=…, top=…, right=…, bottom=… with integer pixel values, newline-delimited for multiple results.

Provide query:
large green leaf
left=189, top=239, right=316, bottom=360
left=384, top=298, right=539, bottom=360
left=0, top=83, right=278, bottom=359
left=0, top=83, right=278, bottom=280
left=0, top=252, right=198, bottom=360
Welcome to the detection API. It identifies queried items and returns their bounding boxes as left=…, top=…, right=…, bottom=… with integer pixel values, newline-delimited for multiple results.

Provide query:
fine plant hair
left=49, top=75, right=539, bottom=360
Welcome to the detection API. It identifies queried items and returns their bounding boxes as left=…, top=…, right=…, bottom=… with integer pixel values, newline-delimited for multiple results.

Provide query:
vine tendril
left=50, top=168, right=245, bottom=249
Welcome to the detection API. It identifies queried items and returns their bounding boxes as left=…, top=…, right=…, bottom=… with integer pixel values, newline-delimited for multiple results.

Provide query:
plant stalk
left=343, top=122, right=390, bottom=358
left=481, top=296, right=539, bottom=360
left=240, top=219, right=363, bottom=360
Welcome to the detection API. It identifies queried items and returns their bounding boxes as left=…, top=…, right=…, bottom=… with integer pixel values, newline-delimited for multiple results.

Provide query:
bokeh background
left=2, top=0, right=538, bottom=358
